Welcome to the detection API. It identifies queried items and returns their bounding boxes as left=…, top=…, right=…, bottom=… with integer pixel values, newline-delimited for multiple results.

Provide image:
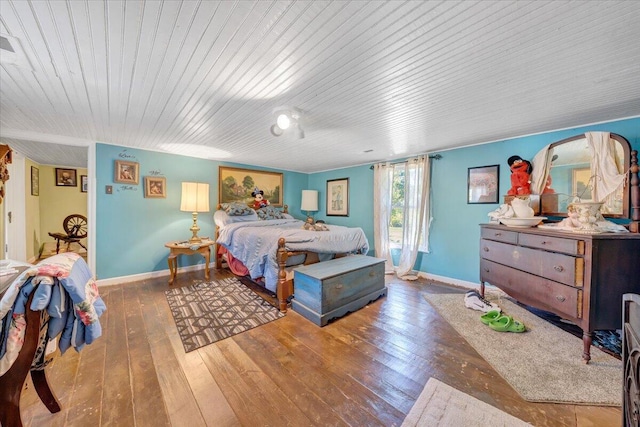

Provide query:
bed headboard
left=216, top=203, right=288, bottom=214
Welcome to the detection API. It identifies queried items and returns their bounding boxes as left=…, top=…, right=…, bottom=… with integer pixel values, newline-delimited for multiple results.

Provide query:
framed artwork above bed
left=327, top=178, right=349, bottom=216
left=219, top=166, right=283, bottom=207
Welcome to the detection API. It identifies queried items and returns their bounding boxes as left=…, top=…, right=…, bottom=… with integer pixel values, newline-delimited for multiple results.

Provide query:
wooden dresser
left=480, top=223, right=640, bottom=363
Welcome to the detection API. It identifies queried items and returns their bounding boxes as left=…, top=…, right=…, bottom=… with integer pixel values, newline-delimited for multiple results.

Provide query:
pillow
left=256, top=206, right=286, bottom=220
left=220, top=202, right=254, bottom=216
left=214, top=209, right=259, bottom=227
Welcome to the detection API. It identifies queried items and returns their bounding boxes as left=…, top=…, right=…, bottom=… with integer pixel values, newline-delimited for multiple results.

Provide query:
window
left=388, top=163, right=429, bottom=252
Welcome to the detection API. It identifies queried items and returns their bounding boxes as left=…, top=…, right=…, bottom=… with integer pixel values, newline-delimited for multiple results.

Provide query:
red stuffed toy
left=507, top=155, right=533, bottom=196
left=251, top=187, right=270, bottom=209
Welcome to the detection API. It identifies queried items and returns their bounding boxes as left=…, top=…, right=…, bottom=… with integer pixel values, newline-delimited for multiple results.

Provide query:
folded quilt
left=0, top=253, right=106, bottom=376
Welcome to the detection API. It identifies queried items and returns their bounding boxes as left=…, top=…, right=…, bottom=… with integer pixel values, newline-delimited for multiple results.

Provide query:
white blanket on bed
left=216, top=219, right=369, bottom=291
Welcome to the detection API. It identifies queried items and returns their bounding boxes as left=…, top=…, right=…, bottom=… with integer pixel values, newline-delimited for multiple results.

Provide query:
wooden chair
left=0, top=290, right=61, bottom=427
left=48, top=214, right=87, bottom=254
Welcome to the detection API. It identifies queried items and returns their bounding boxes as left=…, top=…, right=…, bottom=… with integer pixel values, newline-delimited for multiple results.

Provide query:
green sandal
left=480, top=310, right=501, bottom=325
left=488, top=315, right=526, bottom=333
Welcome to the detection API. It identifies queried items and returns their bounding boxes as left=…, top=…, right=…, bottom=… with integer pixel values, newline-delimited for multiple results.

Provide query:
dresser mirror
left=541, top=133, right=631, bottom=219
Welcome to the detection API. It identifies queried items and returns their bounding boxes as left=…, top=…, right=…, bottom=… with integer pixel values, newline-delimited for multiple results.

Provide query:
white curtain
left=530, top=144, right=552, bottom=194
left=586, top=131, right=627, bottom=205
left=373, top=156, right=432, bottom=280
left=373, top=162, right=394, bottom=274
left=397, top=155, right=431, bottom=280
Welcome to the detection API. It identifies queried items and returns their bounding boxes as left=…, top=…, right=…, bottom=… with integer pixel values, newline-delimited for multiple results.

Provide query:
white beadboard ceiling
left=1, top=0, right=639, bottom=172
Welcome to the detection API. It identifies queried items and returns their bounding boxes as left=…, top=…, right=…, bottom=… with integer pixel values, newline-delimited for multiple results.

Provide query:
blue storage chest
left=292, top=255, right=387, bottom=326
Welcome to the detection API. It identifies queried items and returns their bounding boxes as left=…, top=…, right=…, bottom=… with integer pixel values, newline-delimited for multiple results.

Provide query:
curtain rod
left=369, top=154, right=442, bottom=170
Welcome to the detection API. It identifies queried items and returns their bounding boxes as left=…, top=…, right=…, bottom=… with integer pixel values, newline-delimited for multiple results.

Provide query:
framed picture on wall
left=81, top=175, right=88, bottom=193
left=31, top=166, right=39, bottom=196
left=467, top=165, right=499, bottom=204
left=55, top=168, right=77, bottom=187
left=219, top=166, right=283, bottom=206
left=144, top=176, right=166, bottom=198
left=114, top=160, right=139, bottom=184
left=326, top=178, right=349, bottom=216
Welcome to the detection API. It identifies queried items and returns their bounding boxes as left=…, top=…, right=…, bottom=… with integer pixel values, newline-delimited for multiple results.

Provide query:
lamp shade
left=180, top=182, right=210, bottom=212
left=301, top=190, right=318, bottom=211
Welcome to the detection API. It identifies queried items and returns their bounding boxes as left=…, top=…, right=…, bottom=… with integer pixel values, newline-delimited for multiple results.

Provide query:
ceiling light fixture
left=270, top=106, right=304, bottom=139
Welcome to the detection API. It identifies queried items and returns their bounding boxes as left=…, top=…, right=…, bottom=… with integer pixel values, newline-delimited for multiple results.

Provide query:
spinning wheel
left=63, top=214, right=88, bottom=238
left=48, top=214, right=88, bottom=254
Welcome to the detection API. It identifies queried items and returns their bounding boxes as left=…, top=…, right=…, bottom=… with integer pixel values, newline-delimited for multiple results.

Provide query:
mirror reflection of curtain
left=530, top=144, right=553, bottom=194
left=532, top=132, right=627, bottom=215
left=586, top=131, right=627, bottom=211
left=373, top=156, right=431, bottom=280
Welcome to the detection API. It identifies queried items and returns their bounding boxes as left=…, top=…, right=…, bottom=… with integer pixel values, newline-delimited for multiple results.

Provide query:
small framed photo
left=31, top=166, right=39, bottom=196
left=81, top=175, right=88, bottom=193
left=55, top=168, right=77, bottom=187
left=327, top=178, right=349, bottom=216
left=468, top=165, right=500, bottom=204
left=144, top=176, right=166, bottom=198
left=114, top=160, right=139, bottom=184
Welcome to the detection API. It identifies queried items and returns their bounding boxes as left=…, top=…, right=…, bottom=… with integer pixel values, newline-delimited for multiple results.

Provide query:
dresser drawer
left=518, top=233, right=584, bottom=256
left=480, top=239, right=584, bottom=287
left=481, top=227, right=518, bottom=244
left=480, top=259, right=581, bottom=319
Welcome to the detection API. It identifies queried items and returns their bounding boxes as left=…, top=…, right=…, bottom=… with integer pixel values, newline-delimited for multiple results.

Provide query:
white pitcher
left=511, top=197, right=534, bottom=218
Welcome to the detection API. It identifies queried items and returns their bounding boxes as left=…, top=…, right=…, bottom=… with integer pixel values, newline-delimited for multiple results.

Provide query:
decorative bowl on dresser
left=480, top=223, right=640, bottom=363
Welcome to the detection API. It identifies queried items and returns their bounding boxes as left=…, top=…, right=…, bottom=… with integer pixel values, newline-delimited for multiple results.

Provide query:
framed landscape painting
left=219, top=167, right=283, bottom=207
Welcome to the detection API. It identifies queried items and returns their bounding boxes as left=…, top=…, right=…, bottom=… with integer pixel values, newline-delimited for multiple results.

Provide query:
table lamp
left=180, top=182, right=210, bottom=243
left=301, top=189, right=318, bottom=220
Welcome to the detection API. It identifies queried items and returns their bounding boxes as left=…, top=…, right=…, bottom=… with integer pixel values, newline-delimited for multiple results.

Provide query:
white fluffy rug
left=402, top=378, right=531, bottom=426
left=422, top=292, right=621, bottom=406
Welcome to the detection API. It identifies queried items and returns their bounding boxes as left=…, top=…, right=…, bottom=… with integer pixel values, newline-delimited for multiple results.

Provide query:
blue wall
left=309, top=165, right=375, bottom=254
left=95, top=144, right=308, bottom=279
left=95, top=117, right=639, bottom=283
left=418, top=118, right=640, bottom=283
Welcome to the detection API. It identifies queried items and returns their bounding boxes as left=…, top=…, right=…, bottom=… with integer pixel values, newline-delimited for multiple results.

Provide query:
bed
left=214, top=203, right=370, bottom=312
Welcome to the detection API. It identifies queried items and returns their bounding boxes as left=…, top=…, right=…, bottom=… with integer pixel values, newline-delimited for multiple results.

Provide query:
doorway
left=1, top=140, right=89, bottom=264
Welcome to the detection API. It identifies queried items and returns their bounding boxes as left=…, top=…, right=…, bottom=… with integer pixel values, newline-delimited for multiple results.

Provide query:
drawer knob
left=554, top=265, right=564, bottom=272
left=494, top=232, right=502, bottom=236
left=483, top=247, right=489, bottom=252
left=556, top=295, right=566, bottom=302
left=483, top=268, right=490, bottom=273
left=541, top=241, right=548, bottom=245
left=335, top=284, right=343, bottom=290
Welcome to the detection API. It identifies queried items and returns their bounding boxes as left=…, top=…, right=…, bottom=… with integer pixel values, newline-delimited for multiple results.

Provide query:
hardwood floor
left=17, top=269, right=620, bottom=426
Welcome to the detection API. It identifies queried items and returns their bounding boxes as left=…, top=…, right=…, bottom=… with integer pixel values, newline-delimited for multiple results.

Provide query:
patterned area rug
left=165, top=277, right=285, bottom=352
left=402, top=378, right=531, bottom=426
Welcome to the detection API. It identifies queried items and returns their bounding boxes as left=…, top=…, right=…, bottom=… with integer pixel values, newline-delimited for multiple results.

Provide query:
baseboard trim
left=96, top=264, right=205, bottom=287
left=96, top=266, right=489, bottom=292
left=417, top=272, right=479, bottom=290
left=417, top=272, right=503, bottom=294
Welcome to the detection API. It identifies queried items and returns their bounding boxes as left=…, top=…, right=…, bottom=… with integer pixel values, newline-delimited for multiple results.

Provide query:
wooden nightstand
left=164, top=239, right=215, bottom=285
